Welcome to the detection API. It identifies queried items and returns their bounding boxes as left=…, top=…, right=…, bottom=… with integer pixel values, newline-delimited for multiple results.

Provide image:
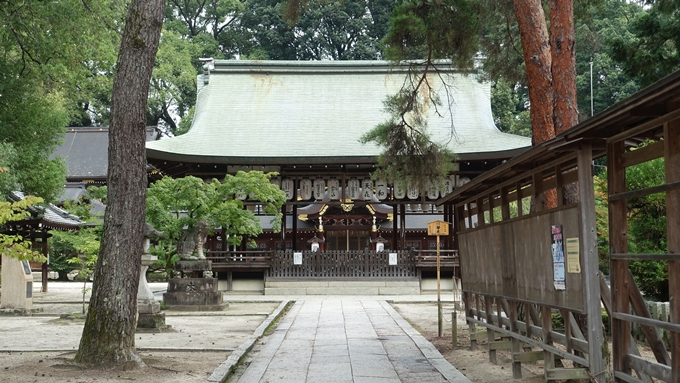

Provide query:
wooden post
left=542, top=305, right=555, bottom=380
left=509, top=300, right=522, bottom=379
left=609, top=139, right=631, bottom=379
left=664, top=110, right=680, bottom=383
left=452, top=310, right=458, bottom=347
left=486, top=296, right=497, bottom=364
left=437, top=233, right=442, bottom=337
left=577, top=141, right=605, bottom=379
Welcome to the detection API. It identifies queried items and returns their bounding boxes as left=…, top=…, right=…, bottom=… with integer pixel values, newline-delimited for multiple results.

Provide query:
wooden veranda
left=205, top=249, right=458, bottom=290
left=438, top=70, right=680, bottom=382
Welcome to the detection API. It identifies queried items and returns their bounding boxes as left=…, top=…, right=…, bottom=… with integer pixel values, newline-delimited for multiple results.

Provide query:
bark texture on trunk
left=513, top=0, right=554, bottom=146
left=74, top=0, right=164, bottom=368
left=549, top=0, right=577, bottom=134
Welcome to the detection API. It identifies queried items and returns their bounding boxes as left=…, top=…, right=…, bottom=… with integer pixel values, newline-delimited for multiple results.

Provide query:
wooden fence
left=269, top=250, right=416, bottom=278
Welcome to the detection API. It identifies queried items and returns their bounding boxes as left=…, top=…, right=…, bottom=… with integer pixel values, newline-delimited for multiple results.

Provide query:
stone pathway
left=236, top=300, right=471, bottom=383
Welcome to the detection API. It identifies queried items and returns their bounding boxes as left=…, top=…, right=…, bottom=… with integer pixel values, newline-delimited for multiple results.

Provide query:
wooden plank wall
left=459, top=205, right=584, bottom=312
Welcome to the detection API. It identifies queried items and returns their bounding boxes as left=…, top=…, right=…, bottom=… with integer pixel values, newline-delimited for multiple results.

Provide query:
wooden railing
left=206, top=249, right=458, bottom=278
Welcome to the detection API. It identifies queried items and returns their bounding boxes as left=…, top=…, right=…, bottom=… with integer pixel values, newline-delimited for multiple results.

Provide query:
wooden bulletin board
left=458, top=205, right=584, bottom=312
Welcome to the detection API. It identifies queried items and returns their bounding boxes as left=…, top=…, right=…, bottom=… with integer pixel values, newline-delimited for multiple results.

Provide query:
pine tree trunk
left=549, top=0, right=578, bottom=134
left=74, top=0, right=164, bottom=368
left=513, top=0, right=555, bottom=145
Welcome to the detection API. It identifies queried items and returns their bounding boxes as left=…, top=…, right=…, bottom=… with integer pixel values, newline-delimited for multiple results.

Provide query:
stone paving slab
left=235, top=299, right=472, bottom=383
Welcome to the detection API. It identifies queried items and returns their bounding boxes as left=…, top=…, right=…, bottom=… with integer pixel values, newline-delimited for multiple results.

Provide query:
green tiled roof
left=146, top=60, right=530, bottom=164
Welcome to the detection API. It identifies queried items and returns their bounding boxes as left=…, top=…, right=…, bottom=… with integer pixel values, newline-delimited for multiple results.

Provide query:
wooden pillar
left=542, top=305, right=555, bottom=380
left=664, top=109, right=680, bottom=383
left=292, top=204, right=298, bottom=250
left=392, top=203, right=398, bottom=250
left=577, top=141, right=605, bottom=379
left=400, top=203, right=406, bottom=250
left=608, top=139, right=630, bottom=379
left=42, top=230, right=48, bottom=293
left=485, top=296, right=497, bottom=364
left=280, top=203, right=287, bottom=249
left=509, top=300, right=522, bottom=379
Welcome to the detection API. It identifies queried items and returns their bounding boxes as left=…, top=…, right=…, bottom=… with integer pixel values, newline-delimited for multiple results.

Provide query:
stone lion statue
left=177, top=219, right=211, bottom=260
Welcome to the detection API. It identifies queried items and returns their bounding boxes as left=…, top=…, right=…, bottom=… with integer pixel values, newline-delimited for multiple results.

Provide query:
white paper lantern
left=347, top=179, right=360, bottom=200
left=441, top=177, right=454, bottom=196
left=375, top=180, right=388, bottom=201
left=299, top=179, right=312, bottom=200
left=313, top=178, right=325, bottom=200
left=362, top=179, right=373, bottom=200
left=394, top=183, right=406, bottom=199
left=281, top=178, right=295, bottom=201
left=427, top=181, right=438, bottom=200
left=407, top=184, right=419, bottom=200
left=328, top=178, right=340, bottom=200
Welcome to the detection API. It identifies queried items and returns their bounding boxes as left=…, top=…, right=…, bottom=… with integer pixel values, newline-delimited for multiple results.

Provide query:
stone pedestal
left=1, top=254, right=34, bottom=312
left=163, top=260, right=226, bottom=310
left=136, top=251, right=169, bottom=331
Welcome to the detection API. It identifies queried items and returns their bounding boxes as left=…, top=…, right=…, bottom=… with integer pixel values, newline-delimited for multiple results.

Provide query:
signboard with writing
left=389, top=253, right=398, bottom=265
left=293, top=252, right=303, bottom=265
left=566, top=237, right=581, bottom=273
left=428, top=220, right=450, bottom=236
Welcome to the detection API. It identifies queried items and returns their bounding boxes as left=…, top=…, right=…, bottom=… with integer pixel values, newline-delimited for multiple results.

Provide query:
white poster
left=293, top=252, right=303, bottom=265
left=389, top=253, right=398, bottom=265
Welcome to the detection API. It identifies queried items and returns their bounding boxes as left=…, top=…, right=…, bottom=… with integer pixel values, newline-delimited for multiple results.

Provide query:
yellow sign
left=566, top=237, right=581, bottom=273
left=428, top=220, right=450, bottom=236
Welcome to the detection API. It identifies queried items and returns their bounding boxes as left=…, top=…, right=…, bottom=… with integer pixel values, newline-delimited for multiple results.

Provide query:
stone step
left=264, top=279, right=420, bottom=295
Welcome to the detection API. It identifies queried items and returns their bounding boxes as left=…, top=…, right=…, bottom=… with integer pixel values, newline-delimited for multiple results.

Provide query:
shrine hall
left=145, top=60, right=531, bottom=293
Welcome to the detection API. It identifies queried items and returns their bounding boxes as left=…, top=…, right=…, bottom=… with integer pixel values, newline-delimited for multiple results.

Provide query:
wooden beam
left=611, top=253, right=680, bottom=261
left=546, top=368, right=590, bottom=380
left=621, top=140, right=664, bottom=168
left=626, top=354, right=672, bottom=383
left=608, top=108, right=680, bottom=144
left=663, top=106, right=680, bottom=383
left=608, top=181, right=680, bottom=202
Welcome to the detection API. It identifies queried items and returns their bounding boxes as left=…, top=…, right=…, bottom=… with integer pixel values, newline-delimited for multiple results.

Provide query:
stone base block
left=136, top=312, right=170, bottom=332
left=164, top=277, right=223, bottom=306
left=138, top=300, right=161, bottom=315
left=175, top=260, right=212, bottom=272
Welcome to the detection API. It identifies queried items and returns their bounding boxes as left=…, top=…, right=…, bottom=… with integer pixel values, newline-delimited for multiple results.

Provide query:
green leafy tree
left=48, top=187, right=106, bottom=280
left=608, top=0, right=680, bottom=87
left=146, top=172, right=286, bottom=275
left=0, top=196, right=46, bottom=262
left=594, top=150, right=669, bottom=300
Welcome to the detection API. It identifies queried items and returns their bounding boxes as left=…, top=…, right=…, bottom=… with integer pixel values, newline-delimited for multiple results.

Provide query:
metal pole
left=590, top=60, right=594, bottom=117
left=451, top=311, right=457, bottom=347
left=437, top=234, right=442, bottom=337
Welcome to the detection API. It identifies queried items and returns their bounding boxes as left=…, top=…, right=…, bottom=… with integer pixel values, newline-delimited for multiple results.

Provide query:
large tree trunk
left=549, top=0, right=578, bottom=134
left=74, top=0, right=164, bottom=368
left=513, top=0, right=554, bottom=146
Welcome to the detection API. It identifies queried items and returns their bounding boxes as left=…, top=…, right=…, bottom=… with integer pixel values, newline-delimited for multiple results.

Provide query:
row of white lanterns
left=258, top=177, right=470, bottom=202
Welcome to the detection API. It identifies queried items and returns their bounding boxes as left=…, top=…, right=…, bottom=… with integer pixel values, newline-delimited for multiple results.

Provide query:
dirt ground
left=0, top=300, right=619, bottom=383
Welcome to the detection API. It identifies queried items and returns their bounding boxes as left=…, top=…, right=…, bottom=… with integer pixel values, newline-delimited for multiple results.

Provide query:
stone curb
left=204, top=300, right=291, bottom=383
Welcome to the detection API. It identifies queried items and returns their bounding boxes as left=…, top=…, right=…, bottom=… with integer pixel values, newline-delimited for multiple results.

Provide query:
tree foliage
left=609, top=0, right=680, bottom=87
left=0, top=195, right=45, bottom=262
left=146, top=173, right=286, bottom=264
left=0, top=0, right=124, bottom=202
left=594, top=148, right=669, bottom=301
